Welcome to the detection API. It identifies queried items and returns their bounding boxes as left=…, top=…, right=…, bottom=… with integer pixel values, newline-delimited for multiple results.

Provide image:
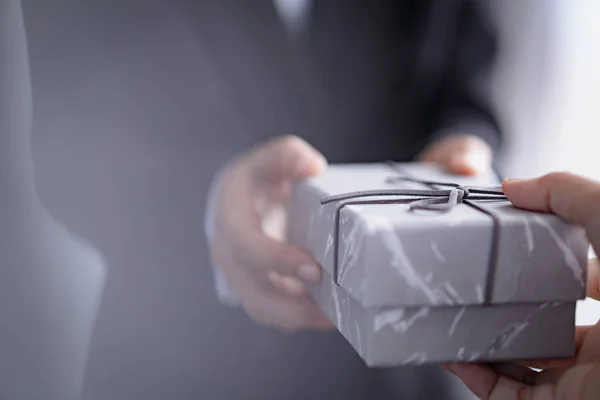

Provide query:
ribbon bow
left=319, top=169, right=509, bottom=305
left=321, top=177, right=506, bottom=211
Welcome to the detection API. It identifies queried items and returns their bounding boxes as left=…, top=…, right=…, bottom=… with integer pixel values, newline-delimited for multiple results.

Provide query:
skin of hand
left=418, top=134, right=493, bottom=176
left=210, top=135, right=333, bottom=332
left=209, top=134, right=493, bottom=332
left=445, top=172, right=600, bottom=400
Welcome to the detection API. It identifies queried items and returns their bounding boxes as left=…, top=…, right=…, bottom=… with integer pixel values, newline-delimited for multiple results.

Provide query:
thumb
left=446, top=146, right=491, bottom=176
left=502, top=172, right=600, bottom=249
left=419, top=135, right=492, bottom=176
left=553, top=362, right=600, bottom=400
left=250, top=135, right=327, bottom=184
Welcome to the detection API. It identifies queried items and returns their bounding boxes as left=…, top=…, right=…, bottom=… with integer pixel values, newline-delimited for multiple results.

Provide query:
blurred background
left=492, top=0, right=600, bottom=181
left=490, top=0, right=600, bottom=328
left=10, top=0, right=600, bottom=399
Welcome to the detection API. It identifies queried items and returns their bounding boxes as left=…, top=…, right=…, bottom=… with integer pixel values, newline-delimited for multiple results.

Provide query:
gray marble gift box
left=287, top=163, right=589, bottom=366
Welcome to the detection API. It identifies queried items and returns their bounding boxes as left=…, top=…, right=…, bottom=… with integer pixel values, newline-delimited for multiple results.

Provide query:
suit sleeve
left=419, top=1, right=502, bottom=155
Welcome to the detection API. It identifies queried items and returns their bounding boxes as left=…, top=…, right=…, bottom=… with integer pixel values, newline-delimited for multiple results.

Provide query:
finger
left=447, top=353, right=600, bottom=400
left=218, top=167, right=265, bottom=233
left=212, top=228, right=309, bottom=298
left=488, top=376, right=530, bottom=400
left=576, top=322, right=600, bottom=364
left=243, top=288, right=334, bottom=332
left=489, top=363, right=539, bottom=385
left=553, top=362, right=600, bottom=400
left=502, top=172, right=600, bottom=249
left=231, top=230, right=322, bottom=283
left=217, top=166, right=322, bottom=285
left=518, top=325, right=594, bottom=370
left=211, top=233, right=271, bottom=295
left=218, top=136, right=324, bottom=231
left=534, top=324, right=600, bottom=386
left=525, top=362, right=600, bottom=398
left=447, top=141, right=492, bottom=176
left=217, top=173, right=321, bottom=283
left=517, top=384, right=555, bottom=400
left=419, top=135, right=492, bottom=176
left=249, top=135, right=327, bottom=185
left=520, top=359, right=575, bottom=371
left=587, top=258, right=600, bottom=301
left=580, top=363, right=600, bottom=400
left=445, top=363, right=559, bottom=400
left=444, top=363, right=501, bottom=399
left=213, top=246, right=333, bottom=331
left=534, top=366, right=571, bottom=387
left=268, top=271, right=307, bottom=296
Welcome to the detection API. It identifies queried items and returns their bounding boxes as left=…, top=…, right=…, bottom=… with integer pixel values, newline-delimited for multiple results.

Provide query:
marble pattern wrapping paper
left=288, top=163, right=589, bottom=366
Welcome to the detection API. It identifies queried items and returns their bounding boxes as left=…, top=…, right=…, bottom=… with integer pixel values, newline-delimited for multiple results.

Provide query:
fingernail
left=294, top=156, right=312, bottom=176
left=297, top=264, right=321, bottom=282
left=295, top=153, right=327, bottom=177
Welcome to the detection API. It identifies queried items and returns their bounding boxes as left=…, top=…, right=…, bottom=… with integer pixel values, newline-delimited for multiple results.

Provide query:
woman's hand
left=419, top=134, right=493, bottom=176
left=446, top=172, right=600, bottom=400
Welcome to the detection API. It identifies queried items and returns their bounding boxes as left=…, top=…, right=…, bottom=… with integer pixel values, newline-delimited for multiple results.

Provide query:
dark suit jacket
left=182, top=0, right=501, bottom=163
left=21, top=1, right=499, bottom=399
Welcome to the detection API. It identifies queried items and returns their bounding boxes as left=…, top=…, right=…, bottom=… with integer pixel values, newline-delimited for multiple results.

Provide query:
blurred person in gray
left=23, top=0, right=500, bottom=399
left=0, top=1, right=105, bottom=399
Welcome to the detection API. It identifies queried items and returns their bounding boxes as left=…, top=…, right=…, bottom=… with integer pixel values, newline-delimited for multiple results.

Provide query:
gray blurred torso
left=24, top=1, right=457, bottom=399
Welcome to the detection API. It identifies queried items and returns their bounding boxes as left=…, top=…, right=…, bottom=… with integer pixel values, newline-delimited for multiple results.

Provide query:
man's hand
left=445, top=172, right=600, bottom=400
left=209, top=134, right=494, bottom=333
left=210, top=135, right=334, bottom=332
left=419, top=134, right=493, bottom=176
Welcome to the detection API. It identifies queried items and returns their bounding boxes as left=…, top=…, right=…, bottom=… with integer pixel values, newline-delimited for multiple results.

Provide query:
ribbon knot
left=408, top=186, right=470, bottom=211
left=318, top=165, right=509, bottom=305
left=320, top=177, right=505, bottom=212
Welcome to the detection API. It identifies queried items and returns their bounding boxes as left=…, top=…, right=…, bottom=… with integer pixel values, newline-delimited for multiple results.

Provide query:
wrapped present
left=287, top=163, right=589, bottom=366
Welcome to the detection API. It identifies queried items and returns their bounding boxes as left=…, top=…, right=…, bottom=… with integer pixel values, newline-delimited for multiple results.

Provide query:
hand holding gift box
left=206, top=134, right=493, bottom=332
left=446, top=173, right=600, bottom=400
left=288, top=163, right=589, bottom=366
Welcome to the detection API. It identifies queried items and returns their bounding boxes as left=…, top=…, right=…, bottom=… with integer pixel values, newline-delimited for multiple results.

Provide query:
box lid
left=288, top=163, right=589, bottom=308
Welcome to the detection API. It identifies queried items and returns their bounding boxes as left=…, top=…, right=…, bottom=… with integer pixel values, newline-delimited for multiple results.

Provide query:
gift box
left=287, top=163, right=589, bottom=366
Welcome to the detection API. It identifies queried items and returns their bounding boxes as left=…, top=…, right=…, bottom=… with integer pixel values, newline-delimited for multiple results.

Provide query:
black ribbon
left=319, top=165, right=508, bottom=305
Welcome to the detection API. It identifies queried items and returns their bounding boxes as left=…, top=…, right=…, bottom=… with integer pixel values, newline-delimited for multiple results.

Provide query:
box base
left=309, top=272, right=576, bottom=367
